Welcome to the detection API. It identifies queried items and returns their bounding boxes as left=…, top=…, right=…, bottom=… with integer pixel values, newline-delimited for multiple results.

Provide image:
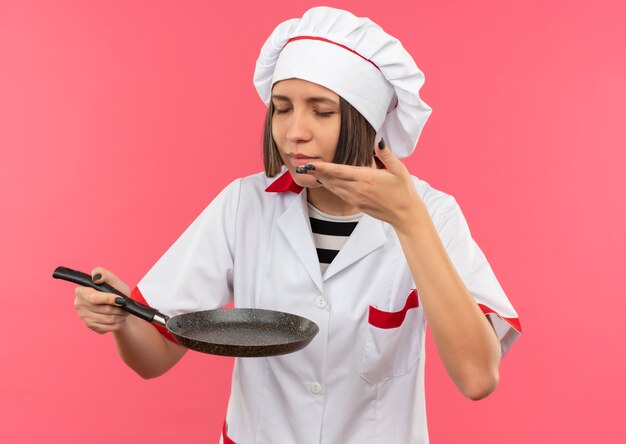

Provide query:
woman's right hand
left=74, top=267, right=131, bottom=334
left=73, top=266, right=186, bottom=378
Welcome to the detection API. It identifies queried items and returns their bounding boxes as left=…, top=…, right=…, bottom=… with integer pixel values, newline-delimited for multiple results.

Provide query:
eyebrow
left=271, top=95, right=339, bottom=106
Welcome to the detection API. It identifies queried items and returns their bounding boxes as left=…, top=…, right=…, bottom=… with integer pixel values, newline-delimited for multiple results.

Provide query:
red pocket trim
left=368, top=289, right=419, bottom=329
left=130, top=286, right=177, bottom=343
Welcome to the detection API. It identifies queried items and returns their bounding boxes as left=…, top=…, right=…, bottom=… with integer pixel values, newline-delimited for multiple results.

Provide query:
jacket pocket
left=360, top=290, right=424, bottom=384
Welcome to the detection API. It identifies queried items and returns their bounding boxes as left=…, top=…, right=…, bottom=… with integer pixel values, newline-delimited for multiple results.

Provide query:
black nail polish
left=114, top=297, right=125, bottom=305
left=92, top=273, right=102, bottom=282
left=304, top=164, right=315, bottom=171
left=295, top=166, right=306, bottom=174
left=378, top=138, right=386, bottom=149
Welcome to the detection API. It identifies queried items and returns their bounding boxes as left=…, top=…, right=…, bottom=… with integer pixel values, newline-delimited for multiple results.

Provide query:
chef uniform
left=131, top=7, right=522, bottom=444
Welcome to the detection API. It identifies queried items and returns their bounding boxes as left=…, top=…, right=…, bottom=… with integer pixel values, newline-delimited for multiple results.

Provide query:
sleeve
left=434, top=195, right=522, bottom=357
left=130, top=179, right=241, bottom=341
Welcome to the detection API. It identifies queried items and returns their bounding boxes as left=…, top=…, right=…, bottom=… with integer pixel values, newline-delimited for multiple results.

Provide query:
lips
left=288, top=154, right=318, bottom=167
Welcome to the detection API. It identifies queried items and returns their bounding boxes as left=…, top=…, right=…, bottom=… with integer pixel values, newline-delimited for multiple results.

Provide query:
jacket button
left=315, top=296, right=328, bottom=309
left=308, top=382, right=322, bottom=394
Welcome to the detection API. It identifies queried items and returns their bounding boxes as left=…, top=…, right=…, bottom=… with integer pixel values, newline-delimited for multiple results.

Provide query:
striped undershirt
left=307, top=203, right=363, bottom=275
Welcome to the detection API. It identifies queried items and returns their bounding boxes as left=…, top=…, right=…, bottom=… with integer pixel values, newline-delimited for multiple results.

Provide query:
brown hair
left=263, top=97, right=376, bottom=177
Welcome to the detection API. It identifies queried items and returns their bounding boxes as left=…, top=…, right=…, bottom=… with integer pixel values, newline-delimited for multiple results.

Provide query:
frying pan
left=53, top=266, right=319, bottom=357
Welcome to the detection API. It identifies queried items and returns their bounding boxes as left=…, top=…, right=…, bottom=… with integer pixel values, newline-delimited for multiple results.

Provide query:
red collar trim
left=265, top=171, right=304, bottom=194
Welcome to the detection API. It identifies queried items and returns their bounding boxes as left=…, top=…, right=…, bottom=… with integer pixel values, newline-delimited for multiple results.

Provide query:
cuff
left=478, top=303, right=522, bottom=357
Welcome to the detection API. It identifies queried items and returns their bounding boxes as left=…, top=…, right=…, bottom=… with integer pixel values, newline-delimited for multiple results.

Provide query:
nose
left=285, top=109, right=312, bottom=143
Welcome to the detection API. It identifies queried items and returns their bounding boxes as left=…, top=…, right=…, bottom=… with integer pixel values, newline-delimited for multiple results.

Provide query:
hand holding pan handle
left=55, top=265, right=319, bottom=357
left=52, top=266, right=169, bottom=326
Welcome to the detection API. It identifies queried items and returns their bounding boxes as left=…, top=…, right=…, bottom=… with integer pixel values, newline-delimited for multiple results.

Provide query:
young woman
left=74, top=7, right=521, bottom=443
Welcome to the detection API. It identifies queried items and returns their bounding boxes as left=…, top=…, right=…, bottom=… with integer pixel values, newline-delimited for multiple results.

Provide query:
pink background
left=1, top=0, right=624, bottom=442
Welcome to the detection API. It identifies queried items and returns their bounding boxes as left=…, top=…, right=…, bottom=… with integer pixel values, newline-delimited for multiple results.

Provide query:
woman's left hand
left=298, top=140, right=424, bottom=227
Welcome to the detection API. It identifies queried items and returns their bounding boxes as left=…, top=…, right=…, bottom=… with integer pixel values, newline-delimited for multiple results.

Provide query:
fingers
left=75, top=285, right=124, bottom=307
left=296, top=161, right=379, bottom=206
left=87, top=317, right=128, bottom=334
left=298, top=161, right=385, bottom=197
left=374, top=138, right=407, bottom=175
left=74, top=275, right=129, bottom=334
left=299, top=162, right=362, bottom=181
left=90, top=266, right=131, bottom=297
left=296, top=139, right=404, bottom=183
left=85, top=313, right=128, bottom=326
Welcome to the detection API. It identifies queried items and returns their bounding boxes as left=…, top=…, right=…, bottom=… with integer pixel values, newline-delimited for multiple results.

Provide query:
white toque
left=254, top=6, right=432, bottom=158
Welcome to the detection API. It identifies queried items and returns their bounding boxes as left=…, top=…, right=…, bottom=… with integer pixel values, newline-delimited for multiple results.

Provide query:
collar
left=265, top=171, right=304, bottom=194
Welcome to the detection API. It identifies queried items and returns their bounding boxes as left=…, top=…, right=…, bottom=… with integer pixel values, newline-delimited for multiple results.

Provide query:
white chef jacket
left=132, top=170, right=521, bottom=444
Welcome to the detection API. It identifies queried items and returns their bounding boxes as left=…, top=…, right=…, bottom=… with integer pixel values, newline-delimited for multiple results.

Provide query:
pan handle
left=52, top=266, right=169, bottom=326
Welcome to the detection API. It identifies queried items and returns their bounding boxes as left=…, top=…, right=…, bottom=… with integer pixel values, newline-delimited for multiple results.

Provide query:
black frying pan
left=53, top=266, right=319, bottom=357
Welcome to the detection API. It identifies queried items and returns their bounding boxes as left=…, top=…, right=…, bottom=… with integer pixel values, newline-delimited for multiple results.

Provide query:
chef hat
left=254, top=6, right=432, bottom=158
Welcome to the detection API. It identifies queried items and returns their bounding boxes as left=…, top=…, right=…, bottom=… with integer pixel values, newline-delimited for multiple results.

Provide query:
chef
left=74, top=6, right=521, bottom=444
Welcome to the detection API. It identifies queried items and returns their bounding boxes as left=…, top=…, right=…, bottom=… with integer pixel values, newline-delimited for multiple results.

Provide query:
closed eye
left=315, top=110, right=335, bottom=117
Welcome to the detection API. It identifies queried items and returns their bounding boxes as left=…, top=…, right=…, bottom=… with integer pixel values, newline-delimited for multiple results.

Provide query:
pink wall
left=1, top=0, right=624, bottom=442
